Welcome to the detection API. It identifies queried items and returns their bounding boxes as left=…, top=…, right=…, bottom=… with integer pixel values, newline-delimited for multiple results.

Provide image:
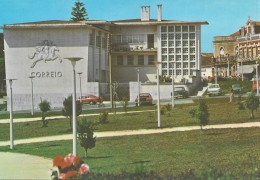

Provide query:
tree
left=62, top=95, right=83, bottom=129
left=120, top=97, right=129, bottom=112
left=194, top=99, right=209, bottom=134
left=71, top=0, right=88, bottom=21
left=39, top=100, right=51, bottom=127
left=245, top=92, right=259, bottom=119
left=77, top=119, right=96, bottom=159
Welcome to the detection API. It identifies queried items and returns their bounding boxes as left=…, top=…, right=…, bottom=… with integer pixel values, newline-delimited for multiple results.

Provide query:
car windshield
left=140, top=94, right=149, bottom=97
left=175, top=87, right=185, bottom=91
left=209, top=84, right=219, bottom=88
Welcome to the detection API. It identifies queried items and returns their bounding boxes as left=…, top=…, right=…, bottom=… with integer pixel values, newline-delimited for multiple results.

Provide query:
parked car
left=77, top=94, right=102, bottom=105
left=174, top=87, right=188, bottom=98
left=232, top=84, right=243, bottom=94
left=252, top=79, right=260, bottom=92
left=207, top=84, right=221, bottom=96
left=135, top=93, right=153, bottom=105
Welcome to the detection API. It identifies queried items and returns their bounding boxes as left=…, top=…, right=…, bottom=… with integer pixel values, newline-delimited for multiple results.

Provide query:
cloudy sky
left=0, top=0, right=259, bottom=52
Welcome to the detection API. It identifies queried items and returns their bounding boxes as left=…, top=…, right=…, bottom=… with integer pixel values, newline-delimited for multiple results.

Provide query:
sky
left=0, top=0, right=259, bottom=53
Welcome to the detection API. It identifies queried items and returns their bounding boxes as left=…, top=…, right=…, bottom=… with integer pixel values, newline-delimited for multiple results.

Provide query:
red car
left=135, top=93, right=153, bottom=105
left=77, top=94, right=102, bottom=105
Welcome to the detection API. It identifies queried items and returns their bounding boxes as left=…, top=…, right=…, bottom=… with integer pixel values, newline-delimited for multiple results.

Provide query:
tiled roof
left=230, top=30, right=241, bottom=36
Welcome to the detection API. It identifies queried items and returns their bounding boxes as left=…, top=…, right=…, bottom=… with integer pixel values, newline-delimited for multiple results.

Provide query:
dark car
left=135, top=93, right=153, bottom=105
left=174, top=87, right=188, bottom=98
left=232, top=84, right=243, bottom=94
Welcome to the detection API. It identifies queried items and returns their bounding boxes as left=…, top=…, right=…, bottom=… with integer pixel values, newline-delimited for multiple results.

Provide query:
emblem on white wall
left=29, top=40, right=62, bottom=68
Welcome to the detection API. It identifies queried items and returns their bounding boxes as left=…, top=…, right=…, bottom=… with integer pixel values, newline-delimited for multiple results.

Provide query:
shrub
left=62, top=95, right=83, bottom=129
left=77, top=119, right=96, bottom=159
left=160, top=105, right=167, bottom=115
left=245, top=92, right=259, bottom=119
left=39, top=100, right=51, bottom=127
left=99, top=111, right=109, bottom=124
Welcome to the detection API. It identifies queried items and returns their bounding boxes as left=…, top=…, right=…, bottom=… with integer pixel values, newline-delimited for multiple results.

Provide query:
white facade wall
left=4, top=27, right=105, bottom=110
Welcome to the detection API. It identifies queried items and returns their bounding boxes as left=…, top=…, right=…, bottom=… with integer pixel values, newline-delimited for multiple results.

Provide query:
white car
left=207, top=84, right=221, bottom=96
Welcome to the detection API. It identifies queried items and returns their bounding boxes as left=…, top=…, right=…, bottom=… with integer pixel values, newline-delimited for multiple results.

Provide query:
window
left=190, top=48, right=195, bottom=54
left=102, top=37, right=106, bottom=49
left=162, top=70, right=168, bottom=75
left=182, top=26, right=188, bottom=32
left=117, top=56, right=123, bottom=65
left=176, top=63, right=181, bottom=68
left=169, top=55, right=174, bottom=61
left=183, top=62, right=188, bottom=68
left=183, top=34, right=188, bottom=40
left=183, top=48, right=189, bottom=54
left=190, top=41, right=195, bottom=46
left=89, top=33, right=95, bottom=46
left=176, top=41, right=181, bottom=47
left=169, top=62, right=175, bottom=68
left=161, top=26, right=167, bottom=32
left=162, top=48, right=167, bottom=54
left=190, top=62, right=196, bottom=68
left=176, top=55, right=181, bottom=61
left=169, top=41, right=174, bottom=47
left=190, top=55, right=196, bottom=61
left=168, top=26, right=174, bottom=32
left=176, top=34, right=181, bottom=40
left=169, top=34, right=174, bottom=40
left=176, top=48, right=181, bottom=54
left=183, top=41, right=188, bottom=47
left=169, top=48, right=174, bottom=54
left=148, top=55, right=155, bottom=65
left=189, top=26, right=195, bottom=32
left=176, top=26, right=181, bottom=32
left=127, top=55, right=134, bottom=65
left=219, top=47, right=225, bottom=59
left=176, top=70, right=181, bottom=75
left=169, top=69, right=174, bottom=75
left=162, top=55, right=167, bottom=62
left=183, top=55, right=189, bottom=61
left=161, top=34, right=167, bottom=40
left=183, top=69, right=189, bottom=75
left=138, top=55, right=144, bottom=65
left=96, top=36, right=101, bottom=48
left=162, top=41, right=167, bottom=47
left=190, top=33, right=195, bottom=39
left=162, top=63, right=167, bottom=68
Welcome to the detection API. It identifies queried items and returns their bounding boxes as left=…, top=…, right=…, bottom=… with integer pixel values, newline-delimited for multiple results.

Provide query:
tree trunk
left=200, top=125, right=203, bottom=135
left=251, top=110, right=254, bottom=119
left=85, top=150, right=88, bottom=159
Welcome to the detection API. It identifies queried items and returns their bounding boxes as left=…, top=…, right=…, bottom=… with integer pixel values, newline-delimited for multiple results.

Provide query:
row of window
left=112, top=34, right=145, bottom=44
left=161, top=25, right=196, bottom=33
left=162, top=69, right=196, bottom=76
left=161, top=33, right=196, bottom=40
left=162, top=41, right=196, bottom=47
left=162, top=48, right=196, bottom=54
left=162, top=55, right=196, bottom=62
left=161, top=62, right=196, bottom=68
left=116, top=55, right=155, bottom=66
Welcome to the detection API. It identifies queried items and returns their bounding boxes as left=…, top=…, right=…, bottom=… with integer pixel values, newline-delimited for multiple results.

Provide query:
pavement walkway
left=0, top=110, right=156, bottom=124
left=0, top=152, right=52, bottom=179
left=0, top=121, right=259, bottom=147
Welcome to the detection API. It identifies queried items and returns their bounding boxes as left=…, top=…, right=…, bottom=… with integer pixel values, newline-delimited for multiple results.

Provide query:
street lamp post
left=170, top=62, right=175, bottom=109
left=65, top=57, right=83, bottom=156
left=77, top=72, right=83, bottom=102
left=29, top=76, right=35, bottom=116
left=136, top=68, right=141, bottom=106
left=6, top=79, right=17, bottom=150
left=226, top=53, right=230, bottom=77
left=155, top=62, right=162, bottom=128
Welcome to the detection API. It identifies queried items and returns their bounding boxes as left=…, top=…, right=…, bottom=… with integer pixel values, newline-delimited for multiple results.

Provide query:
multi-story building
left=213, top=17, right=260, bottom=79
left=2, top=5, right=208, bottom=110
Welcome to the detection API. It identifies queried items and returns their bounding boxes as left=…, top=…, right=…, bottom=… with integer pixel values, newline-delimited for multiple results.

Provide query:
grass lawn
left=0, top=128, right=259, bottom=177
left=0, top=98, right=259, bottom=141
left=0, top=104, right=156, bottom=120
left=217, top=79, right=252, bottom=94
